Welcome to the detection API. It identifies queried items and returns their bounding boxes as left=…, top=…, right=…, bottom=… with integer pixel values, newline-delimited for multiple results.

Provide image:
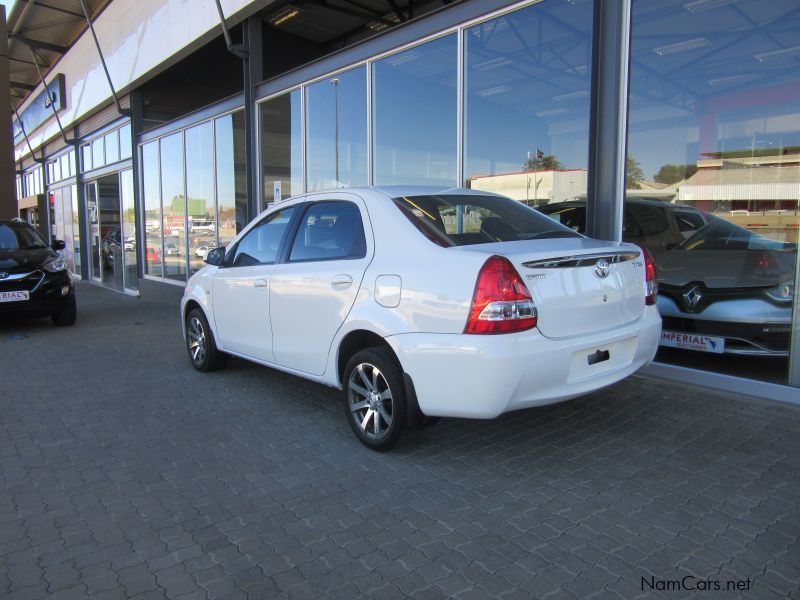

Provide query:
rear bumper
left=386, top=308, right=661, bottom=419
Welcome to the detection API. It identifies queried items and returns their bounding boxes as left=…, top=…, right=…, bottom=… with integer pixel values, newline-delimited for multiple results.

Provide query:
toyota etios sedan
left=181, top=187, right=661, bottom=450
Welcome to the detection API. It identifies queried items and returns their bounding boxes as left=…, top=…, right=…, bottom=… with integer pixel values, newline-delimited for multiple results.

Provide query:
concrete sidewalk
left=0, top=282, right=798, bottom=599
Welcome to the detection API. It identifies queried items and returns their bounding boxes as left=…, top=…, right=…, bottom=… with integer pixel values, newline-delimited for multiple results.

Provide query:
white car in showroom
left=181, top=187, right=661, bottom=450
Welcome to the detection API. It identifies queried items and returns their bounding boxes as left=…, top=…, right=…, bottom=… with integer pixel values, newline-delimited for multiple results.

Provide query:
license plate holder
left=0, top=290, right=30, bottom=303
left=659, top=330, right=725, bottom=354
left=587, top=349, right=610, bottom=365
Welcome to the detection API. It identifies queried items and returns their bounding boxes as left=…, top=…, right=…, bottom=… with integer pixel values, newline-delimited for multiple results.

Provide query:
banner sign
left=12, top=74, right=66, bottom=143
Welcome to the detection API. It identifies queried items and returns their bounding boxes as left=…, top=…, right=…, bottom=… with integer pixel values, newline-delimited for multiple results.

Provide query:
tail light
left=642, top=246, right=658, bottom=305
left=465, top=256, right=537, bottom=334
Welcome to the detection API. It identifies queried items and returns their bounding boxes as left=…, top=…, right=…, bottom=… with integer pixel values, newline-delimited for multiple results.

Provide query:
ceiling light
left=552, top=90, right=588, bottom=102
left=684, top=0, right=738, bottom=12
left=654, top=38, right=710, bottom=56
left=535, top=107, right=567, bottom=117
left=385, top=51, right=421, bottom=66
left=707, top=74, right=754, bottom=86
left=754, top=45, right=800, bottom=62
left=565, top=64, right=588, bottom=76
left=473, top=57, right=513, bottom=71
left=476, top=85, right=512, bottom=97
left=269, top=7, right=299, bottom=26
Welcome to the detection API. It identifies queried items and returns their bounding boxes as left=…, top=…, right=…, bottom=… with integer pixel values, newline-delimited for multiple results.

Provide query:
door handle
left=331, top=274, right=353, bottom=288
left=254, top=279, right=268, bottom=289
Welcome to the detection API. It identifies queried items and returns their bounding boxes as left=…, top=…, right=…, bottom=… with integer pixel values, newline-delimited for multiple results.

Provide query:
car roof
left=305, top=186, right=506, bottom=200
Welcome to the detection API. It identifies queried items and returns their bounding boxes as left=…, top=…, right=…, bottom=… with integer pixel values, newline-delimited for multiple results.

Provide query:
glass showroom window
left=373, top=34, right=458, bottom=186
left=142, top=141, right=163, bottom=277
left=215, top=111, right=247, bottom=245
left=92, top=137, right=104, bottom=170
left=121, top=169, right=137, bottom=292
left=625, top=0, right=799, bottom=385
left=306, top=67, right=368, bottom=191
left=260, top=90, right=302, bottom=208
left=185, top=121, right=215, bottom=274
left=464, top=1, right=592, bottom=204
left=160, top=132, right=187, bottom=282
left=119, top=123, right=132, bottom=160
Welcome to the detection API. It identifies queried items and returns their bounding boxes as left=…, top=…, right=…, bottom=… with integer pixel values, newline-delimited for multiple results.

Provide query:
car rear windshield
left=392, top=194, right=580, bottom=247
left=0, top=222, right=48, bottom=251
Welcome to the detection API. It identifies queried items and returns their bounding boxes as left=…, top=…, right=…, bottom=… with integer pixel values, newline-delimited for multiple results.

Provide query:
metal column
left=243, top=17, right=263, bottom=223
left=0, top=6, right=17, bottom=220
left=586, top=0, right=632, bottom=242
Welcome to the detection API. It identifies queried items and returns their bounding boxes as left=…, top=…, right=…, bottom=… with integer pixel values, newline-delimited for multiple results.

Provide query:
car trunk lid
left=456, top=239, right=647, bottom=339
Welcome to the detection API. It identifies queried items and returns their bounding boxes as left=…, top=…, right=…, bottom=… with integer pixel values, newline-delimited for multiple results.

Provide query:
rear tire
left=343, top=347, right=413, bottom=451
left=186, top=308, right=227, bottom=372
left=51, top=296, right=77, bottom=327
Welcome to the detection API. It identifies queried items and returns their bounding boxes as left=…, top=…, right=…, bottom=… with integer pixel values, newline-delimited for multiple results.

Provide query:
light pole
left=331, top=78, right=340, bottom=186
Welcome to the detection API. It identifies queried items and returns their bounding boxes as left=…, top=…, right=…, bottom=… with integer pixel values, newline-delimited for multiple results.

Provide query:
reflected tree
left=654, top=163, right=698, bottom=184
left=626, top=155, right=645, bottom=189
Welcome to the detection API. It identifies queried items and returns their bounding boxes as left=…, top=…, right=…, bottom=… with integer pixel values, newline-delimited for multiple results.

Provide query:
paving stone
left=0, top=283, right=797, bottom=600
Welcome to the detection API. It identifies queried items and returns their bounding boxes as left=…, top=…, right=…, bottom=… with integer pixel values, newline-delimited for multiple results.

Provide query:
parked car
left=146, top=247, right=161, bottom=262
left=195, top=245, right=210, bottom=259
left=670, top=204, right=716, bottom=240
left=0, top=219, right=76, bottom=326
left=181, top=187, right=660, bottom=450
left=101, top=227, right=121, bottom=270
left=164, top=242, right=181, bottom=256
left=656, top=218, right=794, bottom=356
left=538, top=199, right=794, bottom=356
left=538, top=197, right=689, bottom=254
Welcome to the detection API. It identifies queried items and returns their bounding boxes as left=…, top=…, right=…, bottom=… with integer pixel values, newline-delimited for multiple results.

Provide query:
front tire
left=51, top=296, right=77, bottom=327
left=343, top=347, right=412, bottom=451
left=186, top=308, right=226, bottom=372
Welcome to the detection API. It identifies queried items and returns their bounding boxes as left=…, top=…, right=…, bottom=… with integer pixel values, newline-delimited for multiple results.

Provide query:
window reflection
left=160, top=132, right=186, bottom=281
left=186, top=122, right=215, bottom=273
left=215, top=111, right=247, bottom=245
left=260, top=91, right=302, bottom=209
left=105, top=130, right=120, bottom=164
left=92, top=137, right=104, bottom=169
left=121, top=169, right=137, bottom=291
left=306, top=68, right=368, bottom=190
left=465, top=1, right=593, bottom=205
left=625, top=0, right=800, bottom=384
left=142, top=141, right=162, bottom=276
left=373, top=34, right=457, bottom=186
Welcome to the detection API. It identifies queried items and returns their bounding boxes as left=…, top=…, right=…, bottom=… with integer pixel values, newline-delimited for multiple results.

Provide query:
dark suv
left=0, top=220, right=76, bottom=326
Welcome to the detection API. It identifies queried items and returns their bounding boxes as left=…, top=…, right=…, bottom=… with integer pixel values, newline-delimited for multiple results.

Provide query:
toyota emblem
left=594, top=259, right=610, bottom=278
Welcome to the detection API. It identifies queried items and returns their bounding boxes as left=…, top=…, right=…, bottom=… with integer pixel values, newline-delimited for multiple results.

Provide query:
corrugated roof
left=7, top=0, right=109, bottom=110
left=678, top=165, right=800, bottom=202
left=685, top=165, right=800, bottom=186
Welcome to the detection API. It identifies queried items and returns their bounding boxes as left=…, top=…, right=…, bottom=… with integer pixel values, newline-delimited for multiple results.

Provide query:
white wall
left=15, top=0, right=270, bottom=160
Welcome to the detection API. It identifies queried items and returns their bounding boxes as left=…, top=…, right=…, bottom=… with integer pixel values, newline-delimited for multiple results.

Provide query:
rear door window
left=289, top=201, right=367, bottom=262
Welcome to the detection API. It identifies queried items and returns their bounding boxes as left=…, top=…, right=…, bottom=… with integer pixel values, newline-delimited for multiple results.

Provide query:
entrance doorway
left=85, top=170, right=136, bottom=292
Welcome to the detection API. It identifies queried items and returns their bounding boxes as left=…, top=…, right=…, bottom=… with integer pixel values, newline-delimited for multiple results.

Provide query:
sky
left=0, top=0, right=16, bottom=11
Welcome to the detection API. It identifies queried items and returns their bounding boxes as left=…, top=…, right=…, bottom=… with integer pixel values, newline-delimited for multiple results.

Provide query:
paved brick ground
left=0, top=282, right=799, bottom=599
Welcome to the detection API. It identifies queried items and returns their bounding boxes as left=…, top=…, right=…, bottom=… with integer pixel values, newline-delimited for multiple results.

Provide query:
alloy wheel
left=348, top=362, right=394, bottom=440
left=187, top=316, right=206, bottom=366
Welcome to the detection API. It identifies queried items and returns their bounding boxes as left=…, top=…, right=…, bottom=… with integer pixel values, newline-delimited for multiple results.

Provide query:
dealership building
left=4, top=0, right=799, bottom=401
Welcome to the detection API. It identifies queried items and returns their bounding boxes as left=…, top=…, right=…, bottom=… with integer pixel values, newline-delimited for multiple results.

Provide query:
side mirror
left=52, top=239, right=66, bottom=251
left=205, top=247, right=225, bottom=266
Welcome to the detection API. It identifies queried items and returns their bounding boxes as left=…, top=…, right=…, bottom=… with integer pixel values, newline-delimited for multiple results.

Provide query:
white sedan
left=181, top=187, right=661, bottom=450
